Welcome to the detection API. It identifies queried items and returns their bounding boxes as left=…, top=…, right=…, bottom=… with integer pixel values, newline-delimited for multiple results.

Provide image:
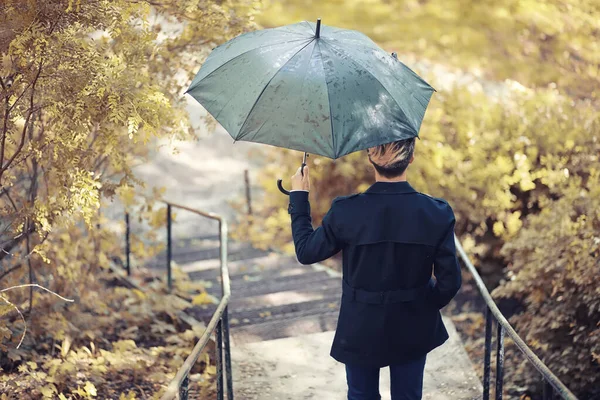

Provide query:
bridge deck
left=232, top=320, right=481, bottom=400
left=180, top=250, right=481, bottom=400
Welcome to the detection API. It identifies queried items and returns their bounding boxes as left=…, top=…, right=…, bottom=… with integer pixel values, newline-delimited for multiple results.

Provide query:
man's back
left=328, top=181, right=455, bottom=292
left=289, top=181, right=461, bottom=368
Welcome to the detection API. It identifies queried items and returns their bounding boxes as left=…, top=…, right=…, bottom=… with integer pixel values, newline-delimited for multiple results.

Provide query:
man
left=288, top=138, right=462, bottom=400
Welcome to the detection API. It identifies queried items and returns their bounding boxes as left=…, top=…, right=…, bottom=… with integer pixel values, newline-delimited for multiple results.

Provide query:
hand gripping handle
left=276, top=153, right=308, bottom=196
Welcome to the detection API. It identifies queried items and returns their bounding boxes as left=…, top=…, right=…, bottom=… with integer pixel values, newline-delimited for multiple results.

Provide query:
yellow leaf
left=84, top=381, right=97, bottom=397
left=506, top=211, right=523, bottom=236
left=40, top=384, right=57, bottom=398
left=61, top=335, right=72, bottom=357
left=119, top=391, right=137, bottom=400
left=205, top=365, right=217, bottom=375
left=519, top=178, right=536, bottom=192
left=191, top=291, right=216, bottom=305
left=112, top=340, right=137, bottom=352
left=493, top=221, right=505, bottom=236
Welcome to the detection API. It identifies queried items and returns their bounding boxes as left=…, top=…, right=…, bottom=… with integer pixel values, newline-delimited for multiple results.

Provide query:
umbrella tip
left=316, top=18, right=321, bottom=38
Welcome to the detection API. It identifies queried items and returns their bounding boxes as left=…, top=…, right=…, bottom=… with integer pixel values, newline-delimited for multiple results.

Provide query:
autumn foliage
left=1, top=0, right=598, bottom=398
left=0, top=0, right=257, bottom=398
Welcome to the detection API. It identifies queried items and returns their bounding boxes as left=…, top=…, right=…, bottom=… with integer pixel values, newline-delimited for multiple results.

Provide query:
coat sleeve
left=431, top=207, right=462, bottom=309
left=288, top=191, right=341, bottom=265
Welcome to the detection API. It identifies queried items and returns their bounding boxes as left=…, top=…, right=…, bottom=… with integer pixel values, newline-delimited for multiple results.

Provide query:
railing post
left=244, top=169, right=252, bottom=217
left=223, top=307, right=233, bottom=400
left=543, top=378, right=554, bottom=400
left=179, top=375, right=189, bottom=400
left=125, top=212, right=131, bottom=276
left=167, top=204, right=172, bottom=292
left=483, top=306, right=493, bottom=400
left=216, top=319, right=224, bottom=400
left=219, top=220, right=234, bottom=399
left=495, top=322, right=505, bottom=400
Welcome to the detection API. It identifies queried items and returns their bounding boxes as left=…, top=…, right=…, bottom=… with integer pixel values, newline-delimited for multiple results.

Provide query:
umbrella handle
left=277, top=154, right=309, bottom=196
left=276, top=164, right=305, bottom=196
left=276, top=179, right=290, bottom=195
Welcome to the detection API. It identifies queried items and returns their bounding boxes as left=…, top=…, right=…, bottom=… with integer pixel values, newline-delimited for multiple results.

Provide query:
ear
left=409, top=155, right=415, bottom=164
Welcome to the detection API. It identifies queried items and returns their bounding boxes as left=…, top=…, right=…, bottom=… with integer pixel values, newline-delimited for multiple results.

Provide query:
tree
left=0, top=0, right=257, bottom=292
left=0, top=0, right=258, bottom=395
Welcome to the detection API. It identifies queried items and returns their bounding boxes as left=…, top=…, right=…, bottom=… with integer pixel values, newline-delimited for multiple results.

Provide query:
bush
left=493, top=176, right=600, bottom=397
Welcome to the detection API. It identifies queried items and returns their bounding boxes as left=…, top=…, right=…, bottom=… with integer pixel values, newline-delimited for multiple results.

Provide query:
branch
left=0, top=107, right=30, bottom=184
left=0, top=293, right=26, bottom=349
left=0, top=263, right=22, bottom=282
left=25, top=219, right=33, bottom=314
left=0, top=76, right=10, bottom=175
left=40, top=164, right=50, bottom=201
left=0, top=284, right=74, bottom=349
left=7, top=79, right=36, bottom=113
left=0, top=224, right=35, bottom=262
left=0, top=60, right=43, bottom=184
left=93, top=154, right=109, bottom=172
left=0, top=283, right=74, bottom=302
left=5, top=186, right=18, bottom=211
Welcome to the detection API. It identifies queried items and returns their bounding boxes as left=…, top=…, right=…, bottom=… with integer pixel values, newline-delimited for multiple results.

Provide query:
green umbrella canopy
left=186, top=20, right=435, bottom=159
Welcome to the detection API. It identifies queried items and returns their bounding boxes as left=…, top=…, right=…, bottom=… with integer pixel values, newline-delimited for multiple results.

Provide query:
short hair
left=368, top=138, right=416, bottom=178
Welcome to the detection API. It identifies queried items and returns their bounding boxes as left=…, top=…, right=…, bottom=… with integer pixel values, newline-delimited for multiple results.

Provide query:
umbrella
left=186, top=19, right=435, bottom=194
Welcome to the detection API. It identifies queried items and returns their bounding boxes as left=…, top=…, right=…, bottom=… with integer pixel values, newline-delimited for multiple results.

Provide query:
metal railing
left=124, top=202, right=233, bottom=400
left=120, top=200, right=576, bottom=400
left=455, top=237, right=577, bottom=400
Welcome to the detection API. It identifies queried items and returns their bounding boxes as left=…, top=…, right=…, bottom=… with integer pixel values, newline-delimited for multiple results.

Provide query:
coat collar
left=364, top=181, right=417, bottom=194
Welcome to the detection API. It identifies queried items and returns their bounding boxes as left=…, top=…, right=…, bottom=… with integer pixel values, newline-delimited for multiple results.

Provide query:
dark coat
left=288, top=181, right=462, bottom=367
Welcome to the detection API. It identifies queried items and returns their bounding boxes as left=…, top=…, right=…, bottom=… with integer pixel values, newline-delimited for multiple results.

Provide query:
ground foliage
left=0, top=263, right=220, bottom=399
left=234, top=1, right=600, bottom=397
left=1, top=0, right=258, bottom=398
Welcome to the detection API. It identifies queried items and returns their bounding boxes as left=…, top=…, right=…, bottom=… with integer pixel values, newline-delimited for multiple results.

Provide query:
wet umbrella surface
left=186, top=20, right=435, bottom=160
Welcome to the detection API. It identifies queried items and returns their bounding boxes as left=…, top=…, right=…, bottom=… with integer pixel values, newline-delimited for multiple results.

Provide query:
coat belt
left=342, top=278, right=433, bottom=304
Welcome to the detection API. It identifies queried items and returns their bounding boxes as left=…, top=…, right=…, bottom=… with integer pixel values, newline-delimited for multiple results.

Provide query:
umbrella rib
left=186, top=38, right=310, bottom=93
left=243, top=40, right=320, bottom=145
left=236, top=39, right=316, bottom=141
left=302, top=20, right=315, bottom=35
left=316, top=40, right=337, bottom=158
left=322, top=41, right=424, bottom=134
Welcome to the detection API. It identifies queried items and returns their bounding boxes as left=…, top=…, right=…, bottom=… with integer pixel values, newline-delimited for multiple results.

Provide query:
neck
left=375, top=171, right=407, bottom=183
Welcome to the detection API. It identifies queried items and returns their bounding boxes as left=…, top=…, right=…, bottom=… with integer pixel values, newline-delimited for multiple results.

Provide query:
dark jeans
left=345, top=355, right=427, bottom=400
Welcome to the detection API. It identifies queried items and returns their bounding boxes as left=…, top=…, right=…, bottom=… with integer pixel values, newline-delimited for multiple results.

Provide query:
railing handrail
left=161, top=295, right=231, bottom=398
left=165, top=201, right=225, bottom=223
left=125, top=200, right=575, bottom=399
left=455, top=235, right=577, bottom=400
left=154, top=201, right=232, bottom=400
